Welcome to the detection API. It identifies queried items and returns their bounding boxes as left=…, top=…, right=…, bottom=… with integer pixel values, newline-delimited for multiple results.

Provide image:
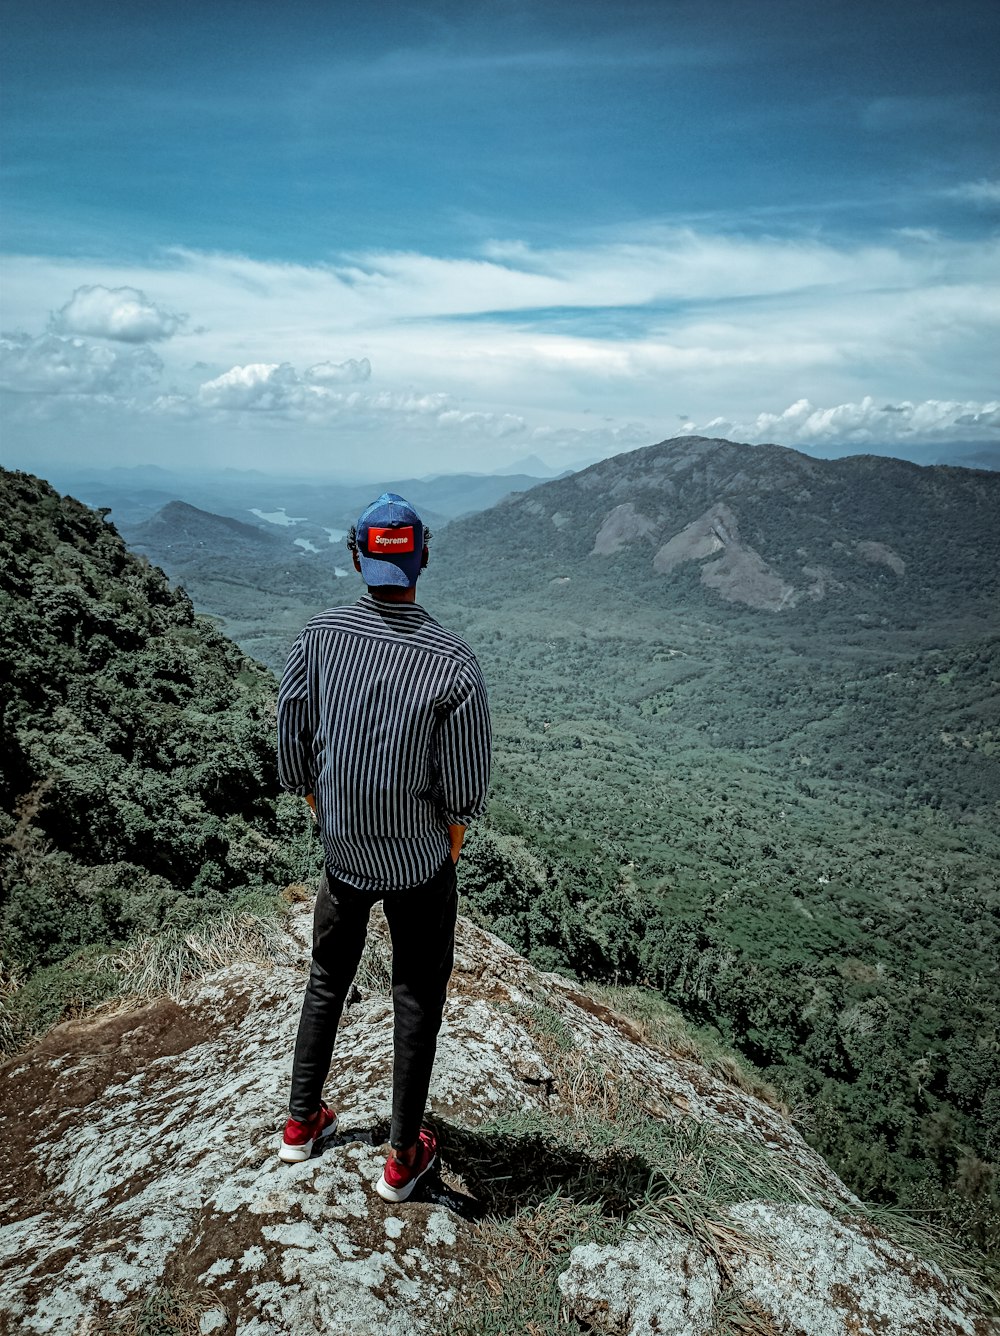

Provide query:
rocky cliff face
left=0, top=904, right=990, bottom=1335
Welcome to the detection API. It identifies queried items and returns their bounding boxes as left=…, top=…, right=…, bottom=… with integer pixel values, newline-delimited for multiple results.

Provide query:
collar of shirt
left=358, top=592, right=428, bottom=620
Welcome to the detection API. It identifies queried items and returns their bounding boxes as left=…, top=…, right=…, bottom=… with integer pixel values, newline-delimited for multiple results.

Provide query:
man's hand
left=448, top=823, right=466, bottom=864
left=305, top=794, right=317, bottom=824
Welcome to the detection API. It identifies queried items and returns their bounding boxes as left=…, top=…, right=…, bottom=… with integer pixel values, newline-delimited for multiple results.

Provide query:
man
left=275, top=492, right=491, bottom=1202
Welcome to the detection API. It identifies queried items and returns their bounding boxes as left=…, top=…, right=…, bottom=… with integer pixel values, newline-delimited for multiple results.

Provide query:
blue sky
left=2, top=0, right=998, bottom=476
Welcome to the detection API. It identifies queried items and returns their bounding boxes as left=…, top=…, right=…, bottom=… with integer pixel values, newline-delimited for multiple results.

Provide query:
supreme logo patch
left=367, top=525, right=415, bottom=553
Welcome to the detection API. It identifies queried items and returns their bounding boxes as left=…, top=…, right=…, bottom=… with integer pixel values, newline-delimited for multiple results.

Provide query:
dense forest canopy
left=0, top=469, right=313, bottom=1042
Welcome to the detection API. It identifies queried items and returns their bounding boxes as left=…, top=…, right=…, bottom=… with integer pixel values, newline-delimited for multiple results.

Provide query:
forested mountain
left=126, top=499, right=287, bottom=560
left=437, top=434, right=999, bottom=627
left=0, top=468, right=312, bottom=1046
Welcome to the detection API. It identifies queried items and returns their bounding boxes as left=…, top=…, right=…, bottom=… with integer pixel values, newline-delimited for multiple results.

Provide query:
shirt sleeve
left=276, top=633, right=316, bottom=795
left=437, top=656, right=492, bottom=826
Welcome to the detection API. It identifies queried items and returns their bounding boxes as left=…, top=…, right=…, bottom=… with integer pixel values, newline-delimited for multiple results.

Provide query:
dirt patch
left=0, top=999, right=223, bottom=1215
left=557, top=988, right=645, bottom=1045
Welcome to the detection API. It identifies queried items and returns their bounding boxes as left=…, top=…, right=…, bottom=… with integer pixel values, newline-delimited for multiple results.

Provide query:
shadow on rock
left=304, top=1116, right=647, bottom=1223
left=435, top=1119, right=651, bottom=1221
left=313, top=1118, right=483, bottom=1218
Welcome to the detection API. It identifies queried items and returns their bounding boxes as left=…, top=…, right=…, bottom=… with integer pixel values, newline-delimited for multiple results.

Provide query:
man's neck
left=367, top=585, right=418, bottom=605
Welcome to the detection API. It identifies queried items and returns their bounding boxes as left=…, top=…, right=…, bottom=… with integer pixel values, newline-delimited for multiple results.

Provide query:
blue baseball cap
left=355, top=492, right=425, bottom=588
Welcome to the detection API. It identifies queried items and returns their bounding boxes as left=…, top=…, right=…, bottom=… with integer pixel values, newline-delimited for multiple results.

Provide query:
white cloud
left=0, top=332, right=163, bottom=395
left=360, top=389, right=451, bottom=416
left=51, top=285, right=186, bottom=342
left=946, top=179, right=1000, bottom=205
left=437, top=409, right=527, bottom=437
left=190, top=363, right=528, bottom=443
left=305, top=357, right=371, bottom=384
left=194, top=363, right=451, bottom=420
left=699, top=396, right=1000, bottom=448
left=197, top=362, right=302, bottom=411
left=2, top=227, right=998, bottom=473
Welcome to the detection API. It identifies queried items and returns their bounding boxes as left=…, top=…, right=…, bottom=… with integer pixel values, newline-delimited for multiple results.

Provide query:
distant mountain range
left=36, top=464, right=552, bottom=529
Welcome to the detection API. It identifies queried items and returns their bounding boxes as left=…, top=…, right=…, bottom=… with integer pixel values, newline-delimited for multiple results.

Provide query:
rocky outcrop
left=591, top=503, right=659, bottom=555
left=652, top=502, right=799, bottom=611
left=559, top=1207, right=989, bottom=1336
left=559, top=1235, right=719, bottom=1334
left=651, top=502, right=738, bottom=573
left=855, top=540, right=906, bottom=576
left=0, top=907, right=990, bottom=1334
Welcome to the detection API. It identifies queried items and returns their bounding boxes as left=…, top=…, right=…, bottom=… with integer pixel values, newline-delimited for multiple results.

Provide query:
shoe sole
left=278, top=1113, right=339, bottom=1163
left=375, top=1152, right=437, bottom=1203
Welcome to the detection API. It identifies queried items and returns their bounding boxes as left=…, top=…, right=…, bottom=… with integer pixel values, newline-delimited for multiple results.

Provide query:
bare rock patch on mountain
left=652, top=502, right=738, bottom=573
left=651, top=502, right=798, bottom=611
left=591, top=503, right=659, bottom=555
left=855, top=539, right=906, bottom=576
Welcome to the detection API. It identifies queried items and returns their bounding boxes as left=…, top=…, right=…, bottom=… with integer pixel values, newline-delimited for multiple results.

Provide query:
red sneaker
left=279, top=1101, right=338, bottom=1163
left=376, top=1128, right=438, bottom=1202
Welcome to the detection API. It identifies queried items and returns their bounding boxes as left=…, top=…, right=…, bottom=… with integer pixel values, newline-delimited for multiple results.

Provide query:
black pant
left=289, top=856, right=458, bottom=1150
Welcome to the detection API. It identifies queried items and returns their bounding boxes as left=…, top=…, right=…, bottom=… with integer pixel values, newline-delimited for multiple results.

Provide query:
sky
left=1, top=0, right=998, bottom=478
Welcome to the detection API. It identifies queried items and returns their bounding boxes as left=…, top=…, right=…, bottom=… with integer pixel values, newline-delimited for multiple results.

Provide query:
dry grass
left=279, top=881, right=313, bottom=905
left=582, top=981, right=788, bottom=1114
left=444, top=1195, right=622, bottom=1336
left=93, top=910, right=295, bottom=1002
left=353, top=908, right=392, bottom=997
left=0, top=962, right=21, bottom=1054
left=96, top=1284, right=222, bottom=1336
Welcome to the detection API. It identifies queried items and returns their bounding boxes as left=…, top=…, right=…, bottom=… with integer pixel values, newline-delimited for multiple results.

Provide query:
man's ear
left=352, top=552, right=362, bottom=573
left=420, top=545, right=429, bottom=571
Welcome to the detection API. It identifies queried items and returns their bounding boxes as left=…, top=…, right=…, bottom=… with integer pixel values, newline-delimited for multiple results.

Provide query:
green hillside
left=0, top=469, right=312, bottom=1046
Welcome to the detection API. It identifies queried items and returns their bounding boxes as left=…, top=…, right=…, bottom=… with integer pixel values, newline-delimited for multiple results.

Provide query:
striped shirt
left=277, top=594, right=492, bottom=891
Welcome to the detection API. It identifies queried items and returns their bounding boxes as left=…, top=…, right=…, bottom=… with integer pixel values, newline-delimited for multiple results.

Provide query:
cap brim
left=358, top=551, right=419, bottom=587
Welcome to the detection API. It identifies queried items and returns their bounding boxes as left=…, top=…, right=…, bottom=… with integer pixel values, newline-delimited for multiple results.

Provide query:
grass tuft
left=94, top=910, right=294, bottom=1002
left=443, top=1195, right=623, bottom=1336
left=96, top=1284, right=223, bottom=1336
left=351, top=909, right=392, bottom=998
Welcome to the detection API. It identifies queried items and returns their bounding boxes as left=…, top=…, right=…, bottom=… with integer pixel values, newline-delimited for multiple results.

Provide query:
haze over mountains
left=37, top=461, right=556, bottom=530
